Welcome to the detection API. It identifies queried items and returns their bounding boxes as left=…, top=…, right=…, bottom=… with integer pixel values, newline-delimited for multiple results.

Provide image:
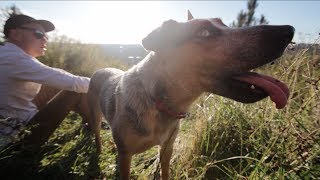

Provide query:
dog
left=87, top=11, right=294, bottom=179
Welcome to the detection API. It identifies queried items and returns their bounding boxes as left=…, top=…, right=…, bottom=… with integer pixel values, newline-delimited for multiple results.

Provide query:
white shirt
left=0, top=42, right=90, bottom=122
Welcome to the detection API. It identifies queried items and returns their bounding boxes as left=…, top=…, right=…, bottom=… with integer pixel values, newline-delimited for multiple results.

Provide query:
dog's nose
left=278, top=25, right=295, bottom=44
left=273, top=25, right=295, bottom=46
left=283, top=25, right=295, bottom=41
left=288, top=25, right=295, bottom=34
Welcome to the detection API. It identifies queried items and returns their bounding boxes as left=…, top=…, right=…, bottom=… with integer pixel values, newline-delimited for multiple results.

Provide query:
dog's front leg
left=117, top=152, right=132, bottom=180
left=160, top=144, right=173, bottom=180
left=160, top=127, right=179, bottom=180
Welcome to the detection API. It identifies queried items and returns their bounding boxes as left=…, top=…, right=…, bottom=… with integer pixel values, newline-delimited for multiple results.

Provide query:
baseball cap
left=4, top=14, right=55, bottom=38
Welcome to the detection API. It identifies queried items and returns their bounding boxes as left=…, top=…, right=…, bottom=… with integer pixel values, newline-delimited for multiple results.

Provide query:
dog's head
left=142, top=11, right=294, bottom=109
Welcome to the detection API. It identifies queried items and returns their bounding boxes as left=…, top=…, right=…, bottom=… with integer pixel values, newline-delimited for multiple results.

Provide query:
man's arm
left=9, top=55, right=90, bottom=93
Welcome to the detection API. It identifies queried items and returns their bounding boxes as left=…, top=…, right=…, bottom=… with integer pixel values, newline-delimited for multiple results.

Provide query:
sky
left=1, top=1, right=319, bottom=44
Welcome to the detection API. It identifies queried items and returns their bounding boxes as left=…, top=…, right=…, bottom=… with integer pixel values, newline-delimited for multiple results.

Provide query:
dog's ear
left=142, top=19, right=184, bottom=51
left=187, top=10, right=194, bottom=20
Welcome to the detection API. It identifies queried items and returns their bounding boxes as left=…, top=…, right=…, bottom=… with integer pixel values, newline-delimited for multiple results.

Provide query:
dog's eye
left=197, top=29, right=211, bottom=38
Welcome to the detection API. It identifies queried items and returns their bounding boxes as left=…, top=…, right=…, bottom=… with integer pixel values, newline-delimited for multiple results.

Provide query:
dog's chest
left=154, top=117, right=180, bottom=143
left=139, top=113, right=181, bottom=146
left=119, top=116, right=180, bottom=153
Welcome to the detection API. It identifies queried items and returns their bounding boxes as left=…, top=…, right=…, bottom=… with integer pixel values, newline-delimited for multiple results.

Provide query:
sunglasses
left=18, top=27, right=48, bottom=40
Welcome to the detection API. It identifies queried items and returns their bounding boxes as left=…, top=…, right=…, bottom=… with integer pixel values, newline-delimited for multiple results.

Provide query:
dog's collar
left=155, top=99, right=188, bottom=119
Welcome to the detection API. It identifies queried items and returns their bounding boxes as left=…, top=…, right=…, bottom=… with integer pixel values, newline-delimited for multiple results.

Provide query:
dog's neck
left=136, top=52, right=203, bottom=114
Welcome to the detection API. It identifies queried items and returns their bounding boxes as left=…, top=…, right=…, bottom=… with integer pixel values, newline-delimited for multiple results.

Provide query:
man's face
left=12, top=22, right=48, bottom=58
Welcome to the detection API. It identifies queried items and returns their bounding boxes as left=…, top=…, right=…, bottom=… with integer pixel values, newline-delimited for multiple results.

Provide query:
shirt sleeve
left=9, top=54, right=90, bottom=93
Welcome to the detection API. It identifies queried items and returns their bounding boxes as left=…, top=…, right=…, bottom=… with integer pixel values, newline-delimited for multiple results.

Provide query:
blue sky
left=1, top=1, right=319, bottom=44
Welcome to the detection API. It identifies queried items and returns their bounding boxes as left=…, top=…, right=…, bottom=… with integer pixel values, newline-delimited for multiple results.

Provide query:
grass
left=0, top=43, right=319, bottom=179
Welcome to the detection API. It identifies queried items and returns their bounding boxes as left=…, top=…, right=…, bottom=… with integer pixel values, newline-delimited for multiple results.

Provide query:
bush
left=38, top=35, right=127, bottom=77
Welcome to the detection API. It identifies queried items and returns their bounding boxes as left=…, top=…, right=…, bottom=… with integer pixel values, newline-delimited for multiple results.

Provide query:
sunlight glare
left=57, top=2, right=165, bottom=44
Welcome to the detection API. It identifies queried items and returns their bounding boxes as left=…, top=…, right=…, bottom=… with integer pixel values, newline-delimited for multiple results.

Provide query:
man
left=0, top=14, right=91, bottom=150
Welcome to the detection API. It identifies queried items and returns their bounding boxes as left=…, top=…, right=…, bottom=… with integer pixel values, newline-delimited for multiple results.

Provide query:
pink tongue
left=234, top=74, right=289, bottom=109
